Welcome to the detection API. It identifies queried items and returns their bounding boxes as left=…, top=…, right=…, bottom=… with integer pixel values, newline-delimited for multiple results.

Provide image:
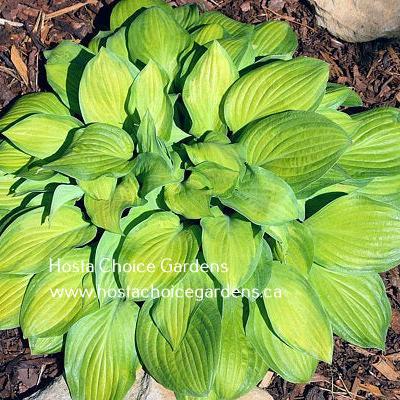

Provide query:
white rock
left=27, top=371, right=274, bottom=400
left=309, top=0, right=400, bottom=42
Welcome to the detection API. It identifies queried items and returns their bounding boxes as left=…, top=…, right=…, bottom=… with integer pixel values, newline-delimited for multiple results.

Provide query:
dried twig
left=44, top=0, right=98, bottom=20
left=10, top=45, right=29, bottom=86
left=0, top=18, right=24, bottom=27
left=259, top=8, right=317, bottom=32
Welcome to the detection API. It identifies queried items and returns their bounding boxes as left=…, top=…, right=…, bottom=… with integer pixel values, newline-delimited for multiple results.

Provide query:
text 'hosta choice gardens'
left=0, top=0, right=399, bottom=399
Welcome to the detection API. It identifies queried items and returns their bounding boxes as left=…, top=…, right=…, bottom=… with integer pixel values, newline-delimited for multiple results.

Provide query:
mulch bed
left=0, top=0, right=399, bottom=399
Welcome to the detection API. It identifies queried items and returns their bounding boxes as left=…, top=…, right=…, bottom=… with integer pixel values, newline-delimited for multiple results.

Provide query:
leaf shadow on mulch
left=0, top=0, right=399, bottom=399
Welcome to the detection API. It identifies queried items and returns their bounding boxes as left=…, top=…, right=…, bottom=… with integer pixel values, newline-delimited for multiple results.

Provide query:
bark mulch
left=0, top=0, right=399, bottom=399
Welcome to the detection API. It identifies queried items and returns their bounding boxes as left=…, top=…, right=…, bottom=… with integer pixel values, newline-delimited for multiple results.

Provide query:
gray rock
left=309, top=0, right=400, bottom=42
left=27, top=371, right=274, bottom=400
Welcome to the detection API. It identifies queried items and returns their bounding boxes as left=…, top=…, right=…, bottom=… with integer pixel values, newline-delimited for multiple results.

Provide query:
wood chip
left=10, top=45, right=29, bottom=86
left=0, top=17, right=24, bottom=27
left=386, top=352, right=400, bottom=362
left=358, top=383, right=384, bottom=397
left=351, top=377, right=360, bottom=397
left=372, top=358, right=400, bottom=381
left=348, top=345, right=374, bottom=357
left=44, top=0, right=98, bottom=20
left=258, top=371, right=274, bottom=388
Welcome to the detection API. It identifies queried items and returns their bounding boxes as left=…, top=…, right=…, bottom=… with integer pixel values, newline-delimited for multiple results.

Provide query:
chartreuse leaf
left=0, top=141, right=31, bottom=173
left=201, top=213, right=262, bottom=289
left=201, top=11, right=253, bottom=36
left=11, top=174, right=69, bottom=196
left=310, top=265, right=391, bottom=349
left=185, top=142, right=243, bottom=172
left=151, top=270, right=213, bottom=349
left=20, top=247, right=93, bottom=338
left=213, top=297, right=267, bottom=399
left=305, top=195, right=400, bottom=273
left=183, top=41, right=238, bottom=137
left=164, top=177, right=212, bottom=220
left=118, top=212, right=199, bottom=297
left=45, top=123, right=134, bottom=181
left=339, top=108, right=400, bottom=178
left=129, top=60, right=173, bottom=141
left=220, top=165, right=300, bottom=226
left=267, top=221, right=314, bottom=275
left=241, top=240, right=273, bottom=300
left=247, top=300, right=319, bottom=383
left=318, top=83, right=362, bottom=109
left=2, top=114, right=82, bottom=159
left=136, top=298, right=221, bottom=396
left=253, top=20, right=297, bottom=57
left=317, top=108, right=360, bottom=136
left=101, top=30, right=127, bottom=60
left=0, top=92, right=70, bottom=132
left=49, top=185, right=84, bottom=219
left=29, top=335, right=64, bottom=355
left=44, top=41, right=94, bottom=114
left=85, top=174, right=139, bottom=233
left=355, top=175, right=400, bottom=209
left=173, top=4, right=200, bottom=30
left=110, top=0, right=172, bottom=30
left=79, top=48, right=138, bottom=127
left=65, top=300, right=140, bottom=400
left=88, top=31, right=111, bottom=53
left=0, top=174, right=27, bottom=211
left=192, top=24, right=225, bottom=45
left=264, top=262, right=333, bottom=362
left=128, top=7, right=192, bottom=80
left=224, top=57, right=329, bottom=132
left=239, top=111, right=350, bottom=193
left=218, top=36, right=256, bottom=70
left=0, top=206, right=96, bottom=274
left=0, top=274, right=31, bottom=329
left=78, top=176, right=117, bottom=201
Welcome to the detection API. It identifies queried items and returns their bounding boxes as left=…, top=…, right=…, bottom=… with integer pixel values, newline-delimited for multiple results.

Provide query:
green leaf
left=192, top=24, right=225, bottom=45
left=45, top=123, right=134, bottom=181
left=247, top=300, right=319, bottom=383
left=65, top=300, right=140, bottom=400
left=79, top=48, right=138, bottom=127
left=224, top=57, right=329, bottom=132
left=213, top=297, right=267, bottom=399
left=310, top=265, right=391, bottom=349
left=110, top=0, right=172, bottom=30
left=218, top=35, right=256, bottom=70
left=85, top=174, right=139, bottom=233
left=173, top=4, right=200, bottom=30
left=238, top=111, right=351, bottom=193
left=0, top=92, right=70, bottom=132
left=164, top=179, right=212, bottom=220
left=88, top=31, right=111, bottom=53
left=20, top=247, right=93, bottom=337
left=264, top=262, right=333, bottom=362
left=183, top=41, right=238, bottom=137
left=29, top=335, right=64, bottom=355
left=201, top=213, right=262, bottom=289
left=267, top=220, right=314, bottom=275
left=355, top=175, right=400, bottom=209
left=220, top=165, right=300, bottom=226
left=201, top=11, right=253, bottom=37
left=44, top=41, right=94, bottom=114
left=189, top=161, right=239, bottom=197
left=2, top=114, right=82, bottom=159
left=185, top=142, right=243, bottom=172
left=118, top=212, right=199, bottom=297
left=0, top=141, right=31, bottom=173
left=0, top=274, right=31, bottom=329
left=318, top=83, right=362, bottom=109
left=49, top=184, right=84, bottom=219
left=106, top=27, right=129, bottom=59
left=0, top=173, right=27, bottom=211
left=0, top=206, right=96, bottom=274
left=78, top=176, right=117, bottom=201
left=317, top=109, right=361, bottom=136
left=136, top=298, right=221, bottom=396
left=253, top=20, right=297, bottom=57
left=127, top=7, right=192, bottom=80
left=129, top=60, right=173, bottom=141
left=305, top=194, right=400, bottom=273
left=339, top=109, right=400, bottom=178
left=151, top=270, right=213, bottom=349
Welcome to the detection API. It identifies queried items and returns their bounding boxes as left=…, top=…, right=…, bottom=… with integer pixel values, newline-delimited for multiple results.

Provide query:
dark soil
left=0, top=0, right=399, bottom=399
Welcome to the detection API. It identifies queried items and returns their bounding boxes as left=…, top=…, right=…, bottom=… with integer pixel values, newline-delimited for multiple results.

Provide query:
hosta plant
left=0, top=0, right=399, bottom=399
